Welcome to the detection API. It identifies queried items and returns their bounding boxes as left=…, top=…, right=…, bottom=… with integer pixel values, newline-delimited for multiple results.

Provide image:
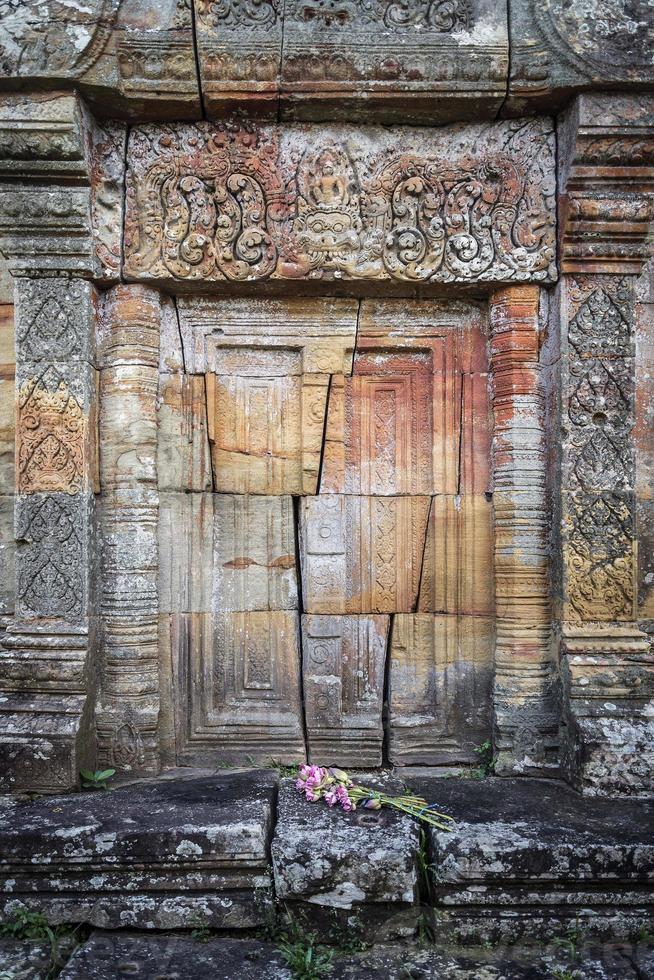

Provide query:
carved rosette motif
left=124, top=118, right=556, bottom=285
left=563, top=275, right=636, bottom=623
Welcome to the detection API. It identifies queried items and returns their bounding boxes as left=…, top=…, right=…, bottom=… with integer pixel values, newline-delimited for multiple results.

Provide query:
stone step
left=406, top=775, right=654, bottom=944
left=0, top=771, right=277, bottom=930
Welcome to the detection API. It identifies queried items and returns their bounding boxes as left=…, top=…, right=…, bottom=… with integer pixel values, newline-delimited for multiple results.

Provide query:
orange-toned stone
left=0, top=304, right=14, bottom=494
left=158, top=374, right=212, bottom=492
left=320, top=300, right=491, bottom=495
left=300, top=495, right=430, bottom=614
left=418, top=496, right=494, bottom=616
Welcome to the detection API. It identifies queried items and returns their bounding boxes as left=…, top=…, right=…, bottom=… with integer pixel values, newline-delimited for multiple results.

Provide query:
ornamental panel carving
left=320, top=299, right=490, bottom=495
left=16, top=493, right=88, bottom=621
left=299, top=494, right=431, bottom=614
left=15, top=279, right=94, bottom=363
left=167, top=610, right=305, bottom=765
left=17, top=364, right=89, bottom=495
left=123, top=118, right=556, bottom=286
left=302, top=613, right=389, bottom=768
left=563, top=492, right=635, bottom=622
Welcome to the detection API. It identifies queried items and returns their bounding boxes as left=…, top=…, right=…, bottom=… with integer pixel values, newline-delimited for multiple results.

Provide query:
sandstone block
left=300, top=495, right=430, bottom=614
left=388, top=614, right=494, bottom=766
left=177, top=297, right=356, bottom=494
left=59, top=935, right=290, bottom=980
left=272, top=778, right=419, bottom=913
left=321, top=300, right=491, bottom=496
left=508, top=1, right=654, bottom=115
left=302, top=614, right=390, bottom=767
left=279, top=0, right=508, bottom=124
left=164, top=612, right=305, bottom=766
left=158, top=374, right=212, bottom=492
left=159, top=492, right=214, bottom=614
left=213, top=494, right=298, bottom=612
left=0, top=772, right=277, bottom=929
left=418, top=496, right=494, bottom=616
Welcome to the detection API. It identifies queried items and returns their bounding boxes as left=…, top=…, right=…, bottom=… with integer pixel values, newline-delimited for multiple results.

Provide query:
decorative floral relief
left=18, top=366, right=86, bottom=494
left=17, top=495, right=85, bottom=620
left=123, top=119, right=556, bottom=285
left=566, top=494, right=634, bottom=622
left=17, top=280, right=87, bottom=361
left=196, top=0, right=280, bottom=29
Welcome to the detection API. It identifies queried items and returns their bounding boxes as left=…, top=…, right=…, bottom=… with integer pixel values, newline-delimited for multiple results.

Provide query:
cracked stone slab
left=59, top=934, right=291, bottom=980
left=404, top=774, right=654, bottom=943
left=271, top=778, right=419, bottom=918
left=0, top=771, right=277, bottom=929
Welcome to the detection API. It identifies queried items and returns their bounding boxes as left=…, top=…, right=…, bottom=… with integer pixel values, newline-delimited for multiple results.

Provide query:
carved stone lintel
left=124, top=118, right=556, bottom=288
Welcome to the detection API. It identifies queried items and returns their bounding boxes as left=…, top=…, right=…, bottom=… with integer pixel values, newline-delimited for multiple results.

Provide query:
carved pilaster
left=488, top=286, right=557, bottom=776
left=96, top=286, right=161, bottom=775
left=557, top=94, right=654, bottom=797
left=0, top=277, right=99, bottom=792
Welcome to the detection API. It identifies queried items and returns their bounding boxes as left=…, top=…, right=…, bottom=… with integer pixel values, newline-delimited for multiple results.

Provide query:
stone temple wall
left=0, top=1, right=652, bottom=800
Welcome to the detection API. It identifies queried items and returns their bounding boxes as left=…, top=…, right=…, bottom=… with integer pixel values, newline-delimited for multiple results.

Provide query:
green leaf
left=96, top=769, right=116, bottom=781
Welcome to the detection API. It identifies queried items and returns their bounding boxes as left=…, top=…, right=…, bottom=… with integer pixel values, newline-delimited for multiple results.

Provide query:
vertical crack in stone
left=292, top=494, right=309, bottom=761
left=381, top=613, right=395, bottom=768
left=414, top=496, right=433, bottom=613
left=172, top=296, right=187, bottom=374
left=189, top=0, right=207, bottom=119
left=353, top=298, right=362, bottom=375
left=201, top=373, right=216, bottom=493
left=316, top=373, right=333, bottom=494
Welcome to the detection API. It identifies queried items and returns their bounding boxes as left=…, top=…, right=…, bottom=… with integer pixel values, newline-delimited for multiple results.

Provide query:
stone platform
left=0, top=770, right=652, bottom=951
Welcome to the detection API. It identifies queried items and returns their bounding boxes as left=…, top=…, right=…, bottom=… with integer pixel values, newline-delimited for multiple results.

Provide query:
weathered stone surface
left=0, top=939, right=55, bottom=980
left=488, top=286, right=557, bottom=778
left=213, top=494, right=298, bottom=612
left=418, top=497, right=494, bottom=615
left=272, top=778, right=419, bottom=916
left=300, top=495, right=430, bottom=614
left=320, top=299, right=490, bottom=496
left=157, top=374, right=212, bottom=492
left=177, top=297, right=356, bottom=494
left=280, top=0, right=508, bottom=124
left=159, top=492, right=214, bottom=614
left=97, top=285, right=162, bottom=776
left=0, top=94, right=124, bottom=279
left=508, top=3, right=654, bottom=116
left=0, top=772, right=277, bottom=929
left=558, top=95, right=654, bottom=276
left=162, top=611, right=305, bottom=765
left=411, top=774, right=654, bottom=943
left=302, top=614, right=389, bottom=767
left=59, top=934, right=291, bottom=980
left=389, top=614, right=494, bottom=765
left=123, top=119, right=556, bottom=287
left=0, top=2, right=201, bottom=120
left=636, top=261, right=654, bottom=622
left=334, top=940, right=654, bottom=979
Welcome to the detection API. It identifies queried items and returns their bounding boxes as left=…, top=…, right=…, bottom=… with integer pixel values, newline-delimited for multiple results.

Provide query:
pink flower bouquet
left=294, top=765, right=454, bottom=831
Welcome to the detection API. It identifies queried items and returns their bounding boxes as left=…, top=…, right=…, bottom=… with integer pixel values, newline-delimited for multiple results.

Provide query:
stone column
left=488, top=285, right=557, bottom=775
left=557, top=94, right=654, bottom=796
left=96, top=286, right=161, bottom=775
left=0, top=93, right=124, bottom=792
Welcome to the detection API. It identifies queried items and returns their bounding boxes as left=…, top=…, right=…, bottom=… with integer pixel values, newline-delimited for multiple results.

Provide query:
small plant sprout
left=79, top=768, right=115, bottom=791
